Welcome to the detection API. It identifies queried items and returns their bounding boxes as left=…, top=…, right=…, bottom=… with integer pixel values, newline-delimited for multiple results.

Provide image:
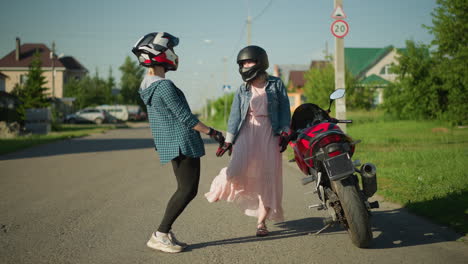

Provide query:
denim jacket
left=226, top=75, right=291, bottom=143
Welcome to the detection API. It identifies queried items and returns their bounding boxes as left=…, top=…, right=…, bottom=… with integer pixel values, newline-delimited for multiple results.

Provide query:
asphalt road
left=1, top=126, right=467, bottom=264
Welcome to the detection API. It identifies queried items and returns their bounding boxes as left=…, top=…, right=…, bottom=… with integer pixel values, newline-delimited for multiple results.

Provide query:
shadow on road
left=188, top=209, right=464, bottom=250
left=0, top=134, right=221, bottom=161
left=187, top=217, right=339, bottom=250
left=0, top=138, right=155, bottom=161
left=370, top=208, right=464, bottom=249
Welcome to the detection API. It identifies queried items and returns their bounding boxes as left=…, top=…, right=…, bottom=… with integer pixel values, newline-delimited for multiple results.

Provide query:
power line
left=251, top=0, right=274, bottom=22
left=228, top=0, right=273, bottom=61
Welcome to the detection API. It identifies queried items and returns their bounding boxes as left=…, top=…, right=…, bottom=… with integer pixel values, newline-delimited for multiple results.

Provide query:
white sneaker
left=146, top=232, right=183, bottom=253
left=169, top=231, right=188, bottom=248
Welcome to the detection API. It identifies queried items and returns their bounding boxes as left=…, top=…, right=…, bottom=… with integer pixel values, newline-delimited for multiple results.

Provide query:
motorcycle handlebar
left=329, top=118, right=353, bottom=124
left=338, top=120, right=353, bottom=123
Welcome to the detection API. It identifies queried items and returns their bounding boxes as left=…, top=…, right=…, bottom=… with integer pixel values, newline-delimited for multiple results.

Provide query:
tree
left=303, top=63, right=335, bottom=108
left=106, top=66, right=116, bottom=104
left=426, top=0, right=467, bottom=58
left=210, top=93, right=234, bottom=122
left=63, top=70, right=113, bottom=110
left=302, top=62, right=362, bottom=110
left=63, top=77, right=80, bottom=98
left=383, top=0, right=467, bottom=124
left=119, top=56, right=144, bottom=108
left=383, top=40, right=441, bottom=119
left=12, top=50, right=50, bottom=120
left=86, top=69, right=110, bottom=106
left=426, top=0, right=468, bottom=124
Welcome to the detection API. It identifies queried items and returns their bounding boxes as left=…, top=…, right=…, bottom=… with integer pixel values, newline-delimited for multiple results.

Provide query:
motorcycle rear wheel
left=332, top=177, right=372, bottom=248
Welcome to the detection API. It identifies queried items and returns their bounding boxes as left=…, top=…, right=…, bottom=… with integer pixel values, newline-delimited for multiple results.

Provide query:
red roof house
left=0, top=38, right=87, bottom=98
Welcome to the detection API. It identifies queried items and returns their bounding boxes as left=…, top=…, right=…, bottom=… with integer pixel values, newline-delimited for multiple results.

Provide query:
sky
left=0, top=0, right=438, bottom=110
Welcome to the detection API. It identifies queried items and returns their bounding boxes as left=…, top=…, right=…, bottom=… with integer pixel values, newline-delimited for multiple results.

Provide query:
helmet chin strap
left=241, top=67, right=259, bottom=82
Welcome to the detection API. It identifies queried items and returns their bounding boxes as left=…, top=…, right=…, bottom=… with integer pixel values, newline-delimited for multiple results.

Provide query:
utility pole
left=246, top=16, right=252, bottom=45
left=246, top=0, right=252, bottom=45
left=223, top=57, right=228, bottom=125
left=51, top=41, right=56, bottom=98
left=334, top=0, right=347, bottom=132
left=325, top=41, right=329, bottom=60
left=205, top=98, right=209, bottom=120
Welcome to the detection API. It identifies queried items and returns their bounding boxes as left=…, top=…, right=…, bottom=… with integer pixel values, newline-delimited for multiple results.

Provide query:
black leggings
left=158, top=154, right=200, bottom=233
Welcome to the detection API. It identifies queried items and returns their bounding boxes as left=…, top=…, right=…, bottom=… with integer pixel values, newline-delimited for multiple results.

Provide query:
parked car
left=96, top=105, right=129, bottom=122
left=65, top=108, right=111, bottom=124
left=127, top=105, right=147, bottom=121
left=134, top=110, right=147, bottom=121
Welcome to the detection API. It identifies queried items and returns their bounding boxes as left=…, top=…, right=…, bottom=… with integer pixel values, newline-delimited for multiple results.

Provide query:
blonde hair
left=147, top=66, right=156, bottom=75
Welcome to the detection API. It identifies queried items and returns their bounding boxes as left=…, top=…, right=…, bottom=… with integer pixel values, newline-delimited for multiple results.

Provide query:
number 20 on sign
left=331, top=20, right=349, bottom=38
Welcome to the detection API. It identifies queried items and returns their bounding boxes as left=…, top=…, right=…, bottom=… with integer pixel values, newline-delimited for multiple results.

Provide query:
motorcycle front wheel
left=332, top=176, right=373, bottom=248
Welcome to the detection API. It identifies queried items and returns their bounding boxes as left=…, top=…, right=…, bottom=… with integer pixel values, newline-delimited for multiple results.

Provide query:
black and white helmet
left=237, top=45, right=269, bottom=82
left=132, top=32, right=179, bottom=71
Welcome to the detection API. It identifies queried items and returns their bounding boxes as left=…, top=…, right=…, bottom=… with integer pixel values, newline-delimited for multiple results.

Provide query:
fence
left=25, top=108, right=51, bottom=134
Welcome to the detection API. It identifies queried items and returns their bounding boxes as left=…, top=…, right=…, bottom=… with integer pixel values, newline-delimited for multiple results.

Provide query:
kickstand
left=314, top=223, right=332, bottom=235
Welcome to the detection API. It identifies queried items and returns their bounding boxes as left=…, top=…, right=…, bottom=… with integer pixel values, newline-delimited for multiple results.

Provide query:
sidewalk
left=125, top=121, right=150, bottom=128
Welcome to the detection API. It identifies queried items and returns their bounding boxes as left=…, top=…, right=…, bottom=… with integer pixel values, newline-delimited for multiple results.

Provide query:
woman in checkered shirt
left=132, top=32, right=225, bottom=253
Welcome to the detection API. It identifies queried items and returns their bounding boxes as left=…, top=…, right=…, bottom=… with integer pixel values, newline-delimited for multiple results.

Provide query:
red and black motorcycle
left=288, top=88, right=379, bottom=248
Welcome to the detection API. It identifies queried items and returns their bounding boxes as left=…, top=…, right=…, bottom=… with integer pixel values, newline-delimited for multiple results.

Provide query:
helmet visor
left=162, top=32, right=179, bottom=48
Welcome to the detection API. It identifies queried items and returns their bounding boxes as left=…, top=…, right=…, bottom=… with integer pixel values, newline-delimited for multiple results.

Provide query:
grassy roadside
left=346, top=112, right=468, bottom=236
left=0, top=124, right=125, bottom=155
left=203, top=111, right=468, bottom=236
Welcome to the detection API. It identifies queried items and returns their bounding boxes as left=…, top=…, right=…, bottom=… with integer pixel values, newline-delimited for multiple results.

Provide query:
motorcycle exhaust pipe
left=360, top=163, right=377, bottom=198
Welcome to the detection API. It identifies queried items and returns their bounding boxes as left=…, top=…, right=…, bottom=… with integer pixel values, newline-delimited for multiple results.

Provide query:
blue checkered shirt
left=139, top=78, right=205, bottom=164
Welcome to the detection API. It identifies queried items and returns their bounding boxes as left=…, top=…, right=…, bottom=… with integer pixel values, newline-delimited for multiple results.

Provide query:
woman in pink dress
left=205, top=46, right=291, bottom=236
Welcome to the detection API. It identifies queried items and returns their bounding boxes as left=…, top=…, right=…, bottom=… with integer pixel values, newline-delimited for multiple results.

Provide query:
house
left=0, top=72, right=7, bottom=92
left=0, top=38, right=88, bottom=98
left=274, top=46, right=402, bottom=110
left=288, top=71, right=306, bottom=91
left=272, top=64, right=309, bottom=86
left=273, top=61, right=328, bottom=112
left=272, top=64, right=308, bottom=112
left=287, top=71, right=306, bottom=113
left=345, top=46, right=402, bottom=105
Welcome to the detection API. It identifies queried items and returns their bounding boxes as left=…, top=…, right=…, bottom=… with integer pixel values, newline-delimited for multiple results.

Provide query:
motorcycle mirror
left=330, top=88, right=346, bottom=100
left=327, top=89, right=346, bottom=113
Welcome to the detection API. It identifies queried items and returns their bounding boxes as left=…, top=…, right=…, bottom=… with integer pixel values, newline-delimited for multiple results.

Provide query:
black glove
left=208, top=128, right=225, bottom=145
left=278, top=132, right=290, bottom=153
left=216, top=142, right=233, bottom=157
left=289, top=130, right=298, bottom=141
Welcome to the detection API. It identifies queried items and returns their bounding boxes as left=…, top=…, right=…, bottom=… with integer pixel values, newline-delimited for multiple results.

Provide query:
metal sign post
left=333, top=0, right=347, bottom=132
left=222, top=57, right=229, bottom=125
left=331, top=20, right=349, bottom=38
left=222, top=85, right=231, bottom=125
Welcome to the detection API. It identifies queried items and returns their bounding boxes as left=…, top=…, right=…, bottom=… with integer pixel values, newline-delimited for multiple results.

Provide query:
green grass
left=202, top=117, right=228, bottom=132
left=346, top=117, right=468, bottom=235
left=0, top=124, right=123, bottom=155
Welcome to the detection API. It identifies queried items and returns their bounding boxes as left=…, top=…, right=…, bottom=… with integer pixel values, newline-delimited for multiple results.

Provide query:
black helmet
left=132, top=32, right=179, bottom=71
left=237, top=45, right=269, bottom=82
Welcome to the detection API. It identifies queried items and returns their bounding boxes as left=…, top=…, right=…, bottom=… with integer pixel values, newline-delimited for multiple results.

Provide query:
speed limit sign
left=331, top=20, right=349, bottom=38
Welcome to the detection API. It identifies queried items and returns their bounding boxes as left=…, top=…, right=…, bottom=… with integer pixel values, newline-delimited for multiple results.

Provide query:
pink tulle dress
left=205, top=85, right=284, bottom=221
